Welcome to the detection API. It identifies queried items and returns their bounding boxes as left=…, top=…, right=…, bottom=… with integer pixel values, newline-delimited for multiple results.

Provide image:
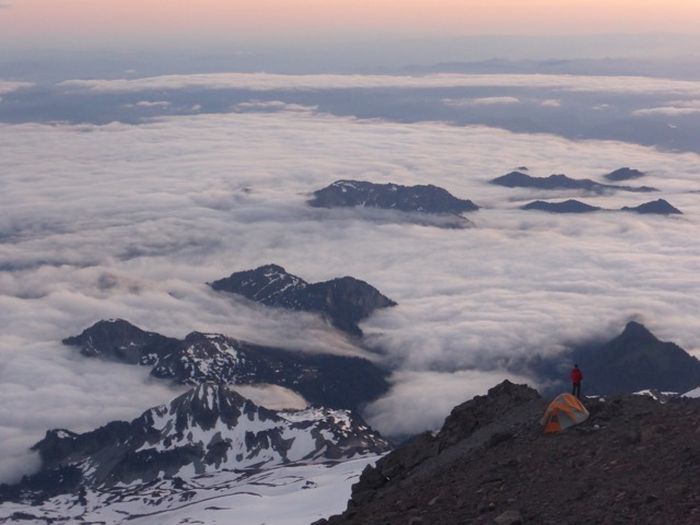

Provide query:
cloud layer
left=0, top=80, right=32, bottom=96
left=1, top=109, right=699, bottom=480
left=60, top=72, right=700, bottom=98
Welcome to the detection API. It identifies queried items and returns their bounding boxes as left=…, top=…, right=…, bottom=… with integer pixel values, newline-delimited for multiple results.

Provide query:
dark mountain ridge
left=621, top=199, right=683, bottom=215
left=210, top=264, right=397, bottom=336
left=64, top=319, right=390, bottom=410
left=526, top=321, right=700, bottom=396
left=570, top=321, right=700, bottom=394
left=521, top=198, right=682, bottom=215
left=604, top=167, right=647, bottom=181
left=492, top=171, right=657, bottom=193
left=309, top=180, right=479, bottom=214
left=521, top=199, right=601, bottom=213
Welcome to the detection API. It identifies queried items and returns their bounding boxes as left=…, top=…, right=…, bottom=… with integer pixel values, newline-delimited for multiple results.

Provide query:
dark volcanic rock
left=621, top=199, right=683, bottom=215
left=1, top=383, right=391, bottom=500
left=319, top=385, right=700, bottom=525
left=604, top=167, right=647, bottom=181
left=335, top=382, right=542, bottom=513
left=521, top=199, right=602, bottom=213
left=210, top=264, right=397, bottom=336
left=64, top=319, right=390, bottom=410
left=491, top=171, right=657, bottom=193
left=309, top=180, right=479, bottom=214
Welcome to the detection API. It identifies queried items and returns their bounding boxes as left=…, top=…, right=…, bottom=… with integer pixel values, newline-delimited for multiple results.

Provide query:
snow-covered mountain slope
left=210, top=264, right=397, bottom=336
left=64, top=319, right=390, bottom=410
left=0, top=384, right=391, bottom=524
left=15, top=383, right=390, bottom=494
left=0, top=456, right=382, bottom=525
left=683, top=386, right=700, bottom=398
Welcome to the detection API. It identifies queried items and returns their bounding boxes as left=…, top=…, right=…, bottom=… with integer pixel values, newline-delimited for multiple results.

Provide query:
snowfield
left=0, top=456, right=381, bottom=525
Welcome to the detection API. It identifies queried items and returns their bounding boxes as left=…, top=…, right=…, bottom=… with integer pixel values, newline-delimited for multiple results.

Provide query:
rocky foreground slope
left=318, top=381, right=700, bottom=525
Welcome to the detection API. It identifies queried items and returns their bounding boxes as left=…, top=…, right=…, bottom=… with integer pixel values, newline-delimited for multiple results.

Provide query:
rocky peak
left=308, top=179, right=479, bottom=214
left=340, top=381, right=543, bottom=513
left=440, top=381, right=541, bottom=448
left=210, top=264, right=308, bottom=305
left=64, top=320, right=390, bottom=411
left=619, top=320, right=656, bottom=341
left=521, top=199, right=601, bottom=213
left=570, top=322, right=700, bottom=394
left=62, top=319, right=176, bottom=364
left=210, top=265, right=396, bottom=336
left=604, top=167, right=646, bottom=181
left=491, top=171, right=657, bottom=193
left=9, top=384, right=391, bottom=497
left=622, top=199, right=682, bottom=215
left=165, top=382, right=272, bottom=433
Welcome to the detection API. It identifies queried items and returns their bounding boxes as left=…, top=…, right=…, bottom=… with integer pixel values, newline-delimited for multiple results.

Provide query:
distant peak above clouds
left=211, top=265, right=397, bottom=336
left=491, top=170, right=658, bottom=193
left=309, top=180, right=479, bottom=215
left=622, top=199, right=683, bottom=215
left=63, top=319, right=390, bottom=411
left=604, top=167, right=647, bottom=181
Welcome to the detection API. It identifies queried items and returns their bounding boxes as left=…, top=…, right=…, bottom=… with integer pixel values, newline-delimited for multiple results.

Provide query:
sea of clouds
left=1, top=105, right=699, bottom=482
left=60, top=72, right=700, bottom=97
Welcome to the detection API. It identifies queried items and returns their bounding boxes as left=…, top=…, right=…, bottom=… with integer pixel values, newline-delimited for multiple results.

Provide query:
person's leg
left=572, top=383, right=576, bottom=395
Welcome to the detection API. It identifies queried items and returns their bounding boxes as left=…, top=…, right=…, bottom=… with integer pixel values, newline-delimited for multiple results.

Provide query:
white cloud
left=0, top=80, right=33, bottom=96
left=133, top=100, right=170, bottom=108
left=443, top=96, right=520, bottom=107
left=541, top=98, right=562, bottom=107
left=234, top=100, right=318, bottom=112
left=58, top=72, right=700, bottom=98
left=2, top=110, right=700, bottom=481
left=231, top=384, right=308, bottom=410
left=633, top=100, right=700, bottom=117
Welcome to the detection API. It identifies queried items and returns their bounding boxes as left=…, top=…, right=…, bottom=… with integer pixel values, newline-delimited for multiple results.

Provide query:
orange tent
left=541, top=393, right=589, bottom=433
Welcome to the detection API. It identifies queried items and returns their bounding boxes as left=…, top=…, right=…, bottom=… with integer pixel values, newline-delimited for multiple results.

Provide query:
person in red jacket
left=571, top=364, right=583, bottom=399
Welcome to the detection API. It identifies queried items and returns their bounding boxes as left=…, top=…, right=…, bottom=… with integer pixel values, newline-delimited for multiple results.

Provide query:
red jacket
left=571, top=368, right=583, bottom=383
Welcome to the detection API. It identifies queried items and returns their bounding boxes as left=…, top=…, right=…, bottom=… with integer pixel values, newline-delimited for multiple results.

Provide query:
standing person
left=571, top=364, right=583, bottom=399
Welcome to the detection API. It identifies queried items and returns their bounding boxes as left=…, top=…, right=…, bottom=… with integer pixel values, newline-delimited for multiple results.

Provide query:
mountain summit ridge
left=63, top=319, right=390, bottom=410
left=309, top=179, right=479, bottom=214
left=210, top=264, right=397, bottom=336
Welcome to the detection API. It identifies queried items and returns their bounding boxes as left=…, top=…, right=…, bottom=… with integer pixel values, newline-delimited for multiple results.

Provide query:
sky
left=2, top=0, right=700, bottom=51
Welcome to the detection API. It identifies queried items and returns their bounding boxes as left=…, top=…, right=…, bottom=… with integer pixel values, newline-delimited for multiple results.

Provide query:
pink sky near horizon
left=2, top=0, right=700, bottom=48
